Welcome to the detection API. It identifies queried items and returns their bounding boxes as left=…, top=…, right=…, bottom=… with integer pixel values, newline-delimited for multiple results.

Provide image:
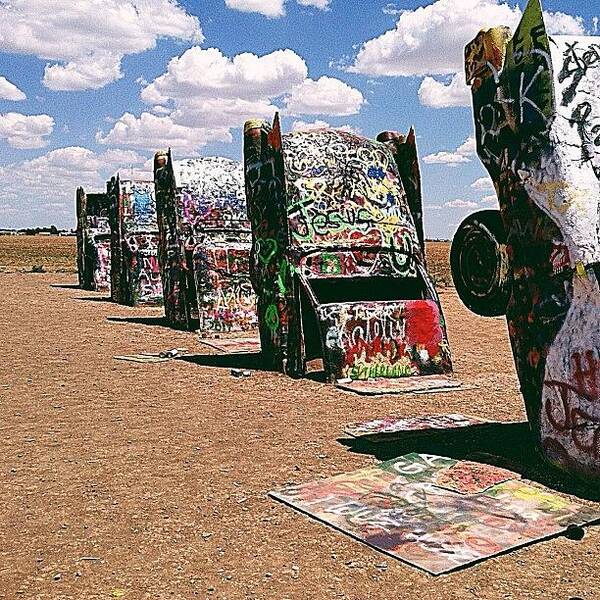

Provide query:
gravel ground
left=0, top=272, right=598, bottom=600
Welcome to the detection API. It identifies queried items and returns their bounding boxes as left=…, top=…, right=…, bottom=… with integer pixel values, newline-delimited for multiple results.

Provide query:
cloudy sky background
left=0, top=0, right=596, bottom=237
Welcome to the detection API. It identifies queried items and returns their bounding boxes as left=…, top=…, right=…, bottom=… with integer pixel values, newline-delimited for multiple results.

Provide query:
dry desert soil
left=0, top=237, right=598, bottom=599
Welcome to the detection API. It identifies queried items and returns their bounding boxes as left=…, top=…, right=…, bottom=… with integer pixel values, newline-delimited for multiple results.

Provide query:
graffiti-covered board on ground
left=344, top=413, right=491, bottom=439
left=154, top=152, right=258, bottom=334
left=244, top=116, right=454, bottom=390
left=76, top=187, right=111, bottom=292
left=454, top=0, right=600, bottom=479
left=270, top=453, right=600, bottom=575
left=108, top=176, right=163, bottom=306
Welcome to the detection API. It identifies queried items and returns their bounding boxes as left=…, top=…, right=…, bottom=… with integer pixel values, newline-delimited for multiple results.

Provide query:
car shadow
left=107, top=315, right=171, bottom=327
left=73, top=296, right=113, bottom=303
left=339, top=422, right=600, bottom=501
left=50, top=283, right=81, bottom=289
left=176, top=352, right=269, bottom=371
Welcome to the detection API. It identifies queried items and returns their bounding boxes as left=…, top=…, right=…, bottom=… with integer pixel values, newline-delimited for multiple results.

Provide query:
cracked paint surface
left=155, top=153, right=258, bottom=333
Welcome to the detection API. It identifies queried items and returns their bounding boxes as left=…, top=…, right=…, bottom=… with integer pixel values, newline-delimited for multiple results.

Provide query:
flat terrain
left=1, top=239, right=598, bottom=599
left=0, top=236, right=77, bottom=273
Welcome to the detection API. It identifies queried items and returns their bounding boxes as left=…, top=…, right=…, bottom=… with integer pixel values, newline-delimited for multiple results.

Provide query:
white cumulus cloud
left=99, top=47, right=365, bottom=152
left=0, top=146, right=148, bottom=227
left=0, top=0, right=202, bottom=91
left=445, top=199, right=478, bottom=208
left=0, top=113, right=54, bottom=149
left=350, top=0, right=584, bottom=78
left=418, top=72, right=471, bottom=108
left=225, top=0, right=330, bottom=18
left=297, top=0, right=331, bottom=9
left=96, top=112, right=232, bottom=154
left=291, top=119, right=361, bottom=134
left=285, top=76, right=365, bottom=116
left=423, top=136, right=475, bottom=166
left=0, top=77, right=26, bottom=101
left=348, top=0, right=585, bottom=111
left=225, top=0, right=285, bottom=18
left=471, top=176, right=495, bottom=191
left=142, top=47, right=308, bottom=105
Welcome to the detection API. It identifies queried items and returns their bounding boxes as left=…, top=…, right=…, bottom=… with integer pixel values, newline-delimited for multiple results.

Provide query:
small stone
left=201, top=532, right=212, bottom=540
left=53, top=573, right=61, bottom=581
left=264, top=572, right=272, bottom=578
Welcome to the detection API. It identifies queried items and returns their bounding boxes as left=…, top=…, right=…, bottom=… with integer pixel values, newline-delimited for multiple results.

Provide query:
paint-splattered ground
left=1, top=265, right=599, bottom=598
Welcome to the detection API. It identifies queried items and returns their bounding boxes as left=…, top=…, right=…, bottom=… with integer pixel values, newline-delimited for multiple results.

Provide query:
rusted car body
left=76, top=187, right=111, bottom=292
left=453, top=0, right=600, bottom=478
left=244, top=116, right=454, bottom=389
left=107, top=175, right=163, bottom=306
left=154, top=151, right=257, bottom=333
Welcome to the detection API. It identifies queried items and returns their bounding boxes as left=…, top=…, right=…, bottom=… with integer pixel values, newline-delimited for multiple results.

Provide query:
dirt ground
left=0, top=236, right=77, bottom=273
left=1, top=241, right=599, bottom=599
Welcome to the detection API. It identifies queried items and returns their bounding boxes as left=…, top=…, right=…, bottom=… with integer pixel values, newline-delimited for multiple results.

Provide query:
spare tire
left=450, top=209, right=512, bottom=317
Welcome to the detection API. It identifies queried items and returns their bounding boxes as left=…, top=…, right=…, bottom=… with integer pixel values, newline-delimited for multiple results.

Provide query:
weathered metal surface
left=244, top=116, right=453, bottom=387
left=271, top=453, right=600, bottom=575
left=316, top=300, right=450, bottom=381
left=76, top=187, right=111, bottom=292
left=344, top=413, right=490, bottom=440
left=462, top=0, right=600, bottom=478
left=108, top=176, right=163, bottom=306
left=154, top=152, right=258, bottom=334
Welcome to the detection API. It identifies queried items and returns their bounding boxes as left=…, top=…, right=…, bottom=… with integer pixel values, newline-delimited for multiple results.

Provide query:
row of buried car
left=76, top=0, right=600, bottom=482
left=77, top=120, right=455, bottom=392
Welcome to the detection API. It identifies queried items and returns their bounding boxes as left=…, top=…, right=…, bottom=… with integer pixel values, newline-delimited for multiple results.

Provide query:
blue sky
left=0, top=0, right=596, bottom=237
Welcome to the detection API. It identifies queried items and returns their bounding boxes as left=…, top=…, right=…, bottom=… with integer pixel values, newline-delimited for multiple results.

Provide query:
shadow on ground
left=177, top=352, right=269, bottom=371
left=50, top=283, right=81, bottom=289
left=74, top=296, right=113, bottom=303
left=339, top=422, right=600, bottom=502
left=107, top=315, right=171, bottom=328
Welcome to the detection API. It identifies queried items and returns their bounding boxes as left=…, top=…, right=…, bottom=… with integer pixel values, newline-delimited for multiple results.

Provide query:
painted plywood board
left=336, top=374, right=462, bottom=396
left=344, top=413, right=492, bottom=440
left=270, top=453, right=600, bottom=575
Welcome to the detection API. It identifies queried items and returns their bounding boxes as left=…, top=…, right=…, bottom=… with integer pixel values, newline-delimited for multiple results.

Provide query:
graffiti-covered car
left=76, top=187, right=111, bottom=292
left=108, top=175, right=163, bottom=306
left=452, top=0, right=600, bottom=478
left=154, top=150, right=258, bottom=333
left=244, top=115, right=455, bottom=392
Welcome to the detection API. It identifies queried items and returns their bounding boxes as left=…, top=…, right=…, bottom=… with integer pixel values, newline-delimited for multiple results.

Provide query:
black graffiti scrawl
left=456, top=0, right=600, bottom=480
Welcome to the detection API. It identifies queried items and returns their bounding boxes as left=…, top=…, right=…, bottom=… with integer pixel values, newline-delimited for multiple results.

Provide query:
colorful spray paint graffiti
left=244, top=116, right=453, bottom=389
left=76, top=187, right=111, bottom=292
left=154, top=152, right=258, bottom=333
left=344, top=413, right=491, bottom=440
left=108, top=176, right=163, bottom=306
left=453, top=0, right=600, bottom=479
left=271, top=453, right=600, bottom=575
